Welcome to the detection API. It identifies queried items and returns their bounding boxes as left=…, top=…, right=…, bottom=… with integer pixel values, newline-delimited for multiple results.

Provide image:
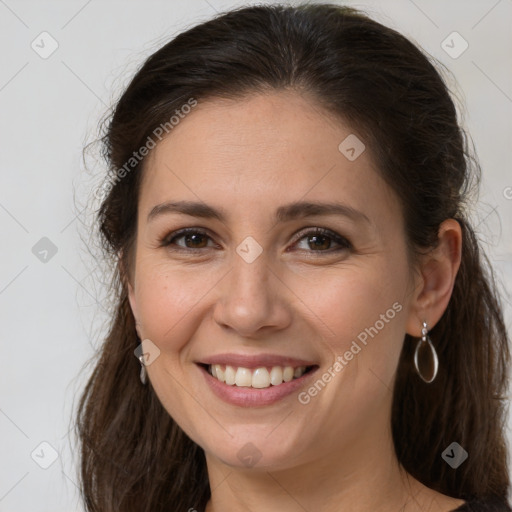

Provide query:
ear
left=127, top=279, right=138, bottom=323
left=119, top=250, right=140, bottom=337
left=405, top=219, right=462, bottom=337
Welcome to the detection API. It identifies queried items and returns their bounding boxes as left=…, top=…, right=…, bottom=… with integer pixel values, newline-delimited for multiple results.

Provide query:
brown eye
left=161, top=228, right=215, bottom=250
left=306, top=234, right=332, bottom=251
left=293, top=228, right=352, bottom=253
left=181, top=232, right=208, bottom=248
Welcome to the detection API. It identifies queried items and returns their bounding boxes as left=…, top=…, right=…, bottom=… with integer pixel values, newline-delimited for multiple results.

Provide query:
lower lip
left=197, top=364, right=318, bottom=407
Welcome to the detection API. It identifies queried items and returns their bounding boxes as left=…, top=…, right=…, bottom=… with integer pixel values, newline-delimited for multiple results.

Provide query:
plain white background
left=1, top=1, right=511, bottom=510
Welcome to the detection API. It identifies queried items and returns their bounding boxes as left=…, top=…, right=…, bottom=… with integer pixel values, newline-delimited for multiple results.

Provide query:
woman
left=76, top=3, right=511, bottom=511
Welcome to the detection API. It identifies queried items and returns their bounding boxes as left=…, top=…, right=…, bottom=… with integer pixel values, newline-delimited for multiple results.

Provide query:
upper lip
left=197, top=353, right=318, bottom=369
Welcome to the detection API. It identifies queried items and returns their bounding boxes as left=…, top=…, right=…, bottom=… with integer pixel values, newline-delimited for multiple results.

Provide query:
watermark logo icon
left=338, top=134, right=366, bottom=161
left=31, top=32, right=59, bottom=59
left=237, top=442, right=262, bottom=467
left=32, top=237, right=58, bottom=263
left=236, top=236, right=263, bottom=263
left=441, top=32, right=468, bottom=59
left=134, top=339, right=161, bottom=366
left=441, top=442, right=468, bottom=468
left=31, top=441, right=59, bottom=469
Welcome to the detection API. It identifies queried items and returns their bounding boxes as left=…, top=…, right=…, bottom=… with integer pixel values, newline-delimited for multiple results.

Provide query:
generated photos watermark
left=298, top=301, right=403, bottom=405
left=94, top=97, right=198, bottom=201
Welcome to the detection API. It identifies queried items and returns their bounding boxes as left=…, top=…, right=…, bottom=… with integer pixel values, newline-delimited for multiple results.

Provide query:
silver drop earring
left=413, top=321, right=439, bottom=383
left=134, top=329, right=148, bottom=385
left=138, top=355, right=148, bottom=385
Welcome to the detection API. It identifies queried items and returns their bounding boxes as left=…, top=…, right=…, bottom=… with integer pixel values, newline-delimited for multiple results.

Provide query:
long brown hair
left=75, top=4, right=511, bottom=511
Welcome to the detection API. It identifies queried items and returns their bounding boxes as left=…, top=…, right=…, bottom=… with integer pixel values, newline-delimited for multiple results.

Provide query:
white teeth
left=269, top=366, right=283, bottom=386
left=293, top=367, right=303, bottom=378
left=209, top=364, right=308, bottom=388
left=225, top=365, right=236, bottom=385
left=235, top=367, right=252, bottom=387
left=252, top=368, right=270, bottom=389
left=283, top=366, right=294, bottom=382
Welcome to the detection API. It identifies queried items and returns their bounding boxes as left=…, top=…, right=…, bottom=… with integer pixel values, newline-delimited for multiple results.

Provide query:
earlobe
left=405, top=219, right=462, bottom=336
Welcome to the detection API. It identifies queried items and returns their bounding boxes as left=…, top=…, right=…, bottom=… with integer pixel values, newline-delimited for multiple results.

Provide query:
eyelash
left=159, top=227, right=352, bottom=255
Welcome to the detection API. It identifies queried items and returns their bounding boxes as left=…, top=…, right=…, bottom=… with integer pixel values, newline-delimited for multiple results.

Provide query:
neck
left=204, top=421, right=425, bottom=512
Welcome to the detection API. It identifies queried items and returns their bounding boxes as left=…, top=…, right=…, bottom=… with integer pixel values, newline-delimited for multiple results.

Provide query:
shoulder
left=452, top=496, right=512, bottom=511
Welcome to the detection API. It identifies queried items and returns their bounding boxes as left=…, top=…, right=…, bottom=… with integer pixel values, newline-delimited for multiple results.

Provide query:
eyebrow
left=147, top=200, right=370, bottom=224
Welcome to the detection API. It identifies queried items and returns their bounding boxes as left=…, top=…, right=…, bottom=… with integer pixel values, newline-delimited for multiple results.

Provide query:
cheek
left=293, top=256, right=409, bottom=375
left=135, top=264, right=205, bottom=344
left=132, top=262, right=212, bottom=432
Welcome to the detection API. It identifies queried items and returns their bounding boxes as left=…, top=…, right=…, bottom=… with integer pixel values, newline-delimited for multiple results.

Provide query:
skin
left=127, top=90, right=464, bottom=512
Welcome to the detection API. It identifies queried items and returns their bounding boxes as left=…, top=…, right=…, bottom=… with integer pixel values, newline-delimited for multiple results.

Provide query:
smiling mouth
left=198, top=363, right=318, bottom=389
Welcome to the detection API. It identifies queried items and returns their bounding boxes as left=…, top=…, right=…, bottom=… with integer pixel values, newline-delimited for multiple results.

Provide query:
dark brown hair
left=75, top=4, right=511, bottom=511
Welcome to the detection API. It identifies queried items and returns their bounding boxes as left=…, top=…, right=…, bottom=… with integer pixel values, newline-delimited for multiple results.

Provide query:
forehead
left=139, top=91, right=400, bottom=226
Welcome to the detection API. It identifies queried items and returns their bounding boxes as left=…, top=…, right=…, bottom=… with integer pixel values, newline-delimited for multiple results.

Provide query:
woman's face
left=128, top=91, right=419, bottom=471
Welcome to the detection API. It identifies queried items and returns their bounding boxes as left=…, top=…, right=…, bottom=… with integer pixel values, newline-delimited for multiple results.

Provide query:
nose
left=212, top=248, right=293, bottom=338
